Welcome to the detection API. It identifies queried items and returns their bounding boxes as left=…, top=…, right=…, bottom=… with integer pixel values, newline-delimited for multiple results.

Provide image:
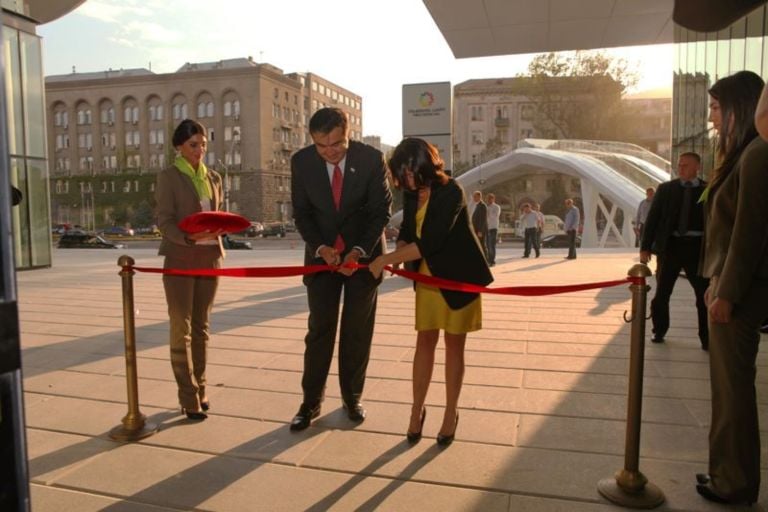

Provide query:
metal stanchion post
left=598, top=263, right=664, bottom=508
left=109, top=255, right=158, bottom=441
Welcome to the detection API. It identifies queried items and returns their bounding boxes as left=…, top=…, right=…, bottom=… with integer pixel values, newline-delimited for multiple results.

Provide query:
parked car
left=261, top=222, right=286, bottom=238
left=243, top=222, right=264, bottom=238
left=52, top=223, right=72, bottom=235
left=221, top=234, right=252, bottom=250
left=540, top=233, right=582, bottom=248
left=101, top=226, right=135, bottom=237
left=57, top=233, right=125, bottom=249
left=134, top=225, right=161, bottom=236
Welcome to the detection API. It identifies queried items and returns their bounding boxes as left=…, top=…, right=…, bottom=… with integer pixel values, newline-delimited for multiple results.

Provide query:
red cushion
left=178, top=211, right=251, bottom=234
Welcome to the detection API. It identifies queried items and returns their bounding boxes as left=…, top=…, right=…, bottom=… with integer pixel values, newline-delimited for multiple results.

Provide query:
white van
left=514, top=214, right=565, bottom=238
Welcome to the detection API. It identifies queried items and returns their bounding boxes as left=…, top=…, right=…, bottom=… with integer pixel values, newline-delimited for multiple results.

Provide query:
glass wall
left=672, top=6, right=768, bottom=177
left=3, top=21, right=52, bottom=269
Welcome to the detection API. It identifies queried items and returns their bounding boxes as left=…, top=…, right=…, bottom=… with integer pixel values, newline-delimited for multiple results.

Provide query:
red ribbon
left=129, top=263, right=641, bottom=297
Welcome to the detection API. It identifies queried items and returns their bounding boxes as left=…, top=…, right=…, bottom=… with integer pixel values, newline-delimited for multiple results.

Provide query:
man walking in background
left=520, top=203, right=540, bottom=258
left=486, top=193, right=501, bottom=266
left=564, top=198, right=580, bottom=260
left=533, top=202, right=545, bottom=252
left=470, top=190, right=489, bottom=260
left=634, top=187, right=655, bottom=248
left=640, top=152, right=709, bottom=350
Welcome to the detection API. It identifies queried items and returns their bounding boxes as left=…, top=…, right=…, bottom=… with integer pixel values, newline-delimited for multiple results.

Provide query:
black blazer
left=291, top=140, right=392, bottom=267
left=398, top=179, right=493, bottom=309
left=640, top=178, right=707, bottom=255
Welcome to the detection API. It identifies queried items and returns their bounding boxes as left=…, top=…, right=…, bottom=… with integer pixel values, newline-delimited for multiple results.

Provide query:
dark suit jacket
left=291, top=140, right=392, bottom=270
left=155, top=164, right=224, bottom=267
left=398, top=179, right=493, bottom=309
left=640, top=177, right=707, bottom=255
left=701, top=136, right=768, bottom=304
left=471, top=201, right=488, bottom=235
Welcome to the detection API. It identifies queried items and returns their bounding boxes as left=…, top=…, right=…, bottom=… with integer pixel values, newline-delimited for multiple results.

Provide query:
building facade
left=621, top=91, right=673, bottom=160
left=672, top=5, right=768, bottom=175
left=45, top=58, right=362, bottom=228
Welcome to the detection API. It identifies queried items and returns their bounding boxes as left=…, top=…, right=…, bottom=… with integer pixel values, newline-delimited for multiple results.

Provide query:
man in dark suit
left=469, top=191, right=489, bottom=259
left=289, top=108, right=392, bottom=430
left=640, top=152, right=709, bottom=350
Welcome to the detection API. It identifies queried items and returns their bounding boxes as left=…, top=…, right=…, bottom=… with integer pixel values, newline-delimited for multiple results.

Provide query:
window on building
left=224, top=101, right=231, bottom=117
left=206, top=101, right=214, bottom=117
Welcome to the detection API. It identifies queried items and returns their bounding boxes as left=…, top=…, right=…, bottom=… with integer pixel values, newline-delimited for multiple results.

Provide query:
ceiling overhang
left=422, top=0, right=675, bottom=59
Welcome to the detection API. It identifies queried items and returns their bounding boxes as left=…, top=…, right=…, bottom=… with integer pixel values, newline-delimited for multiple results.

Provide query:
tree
left=521, top=51, right=639, bottom=140
left=131, top=200, right=155, bottom=228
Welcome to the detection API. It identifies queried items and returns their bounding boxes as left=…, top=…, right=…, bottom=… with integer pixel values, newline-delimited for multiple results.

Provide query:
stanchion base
left=598, top=478, right=665, bottom=509
left=109, top=422, right=158, bottom=442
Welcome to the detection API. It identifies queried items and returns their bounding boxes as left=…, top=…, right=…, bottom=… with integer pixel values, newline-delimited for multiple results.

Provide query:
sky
left=38, top=0, right=673, bottom=146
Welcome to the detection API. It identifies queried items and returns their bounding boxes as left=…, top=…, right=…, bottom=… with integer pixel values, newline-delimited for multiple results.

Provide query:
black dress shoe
left=406, top=407, right=427, bottom=444
left=343, top=401, right=366, bottom=422
left=696, top=482, right=754, bottom=505
left=201, top=400, right=210, bottom=411
left=290, top=403, right=321, bottom=431
left=651, top=335, right=665, bottom=343
left=437, top=412, right=459, bottom=447
left=695, top=473, right=710, bottom=484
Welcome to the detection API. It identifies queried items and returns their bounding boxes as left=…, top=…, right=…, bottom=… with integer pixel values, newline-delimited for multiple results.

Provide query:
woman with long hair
left=696, top=70, right=768, bottom=505
left=368, top=138, right=492, bottom=446
left=156, top=119, right=225, bottom=421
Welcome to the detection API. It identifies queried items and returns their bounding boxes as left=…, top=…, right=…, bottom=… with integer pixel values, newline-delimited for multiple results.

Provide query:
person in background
left=486, top=193, right=500, bottom=266
left=563, top=198, right=580, bottom=260
left=289, top=107, right=392, bottom=431
left=469, top=190, right=489, bottom=260
left=533, top=202, right=545, bottom=252
left=696, top=70, right=768, bottom=506
left=11, top=185, right=22, bottom=206
left=751, top=78, right=768, bottom=336
left=634, top=187, right=655, bottom=248
left=640, top=153, right=709, bottom=350
left=155, top=119, right=224, bottom=421
left=368, top=138, right=492, bottom=448
left=519, top=203, right=540, bottom=258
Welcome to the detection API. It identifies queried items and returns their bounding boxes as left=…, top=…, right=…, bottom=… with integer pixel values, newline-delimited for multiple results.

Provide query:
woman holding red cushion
left=156, top=119, right=224, bottom=420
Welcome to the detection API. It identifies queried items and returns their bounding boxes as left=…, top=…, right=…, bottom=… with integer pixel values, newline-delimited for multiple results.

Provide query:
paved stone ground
left=17, top=245, right=767, bottom=511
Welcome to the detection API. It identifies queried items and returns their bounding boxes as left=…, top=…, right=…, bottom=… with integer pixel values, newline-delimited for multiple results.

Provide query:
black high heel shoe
left=182, top=407, right=208, bottom=421
left=406, top=407, right=427, bottom=444
left=437, top=412, right=459, bottom=447
left=201, top=400, right=210, bottom=411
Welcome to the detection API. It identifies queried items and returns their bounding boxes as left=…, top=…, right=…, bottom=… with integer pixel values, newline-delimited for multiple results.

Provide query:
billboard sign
left=402, top=82, right=452, bottom=169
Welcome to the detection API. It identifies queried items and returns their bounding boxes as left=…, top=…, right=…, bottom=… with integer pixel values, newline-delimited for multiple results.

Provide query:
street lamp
left=218, top=128, right=240, bottom=213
